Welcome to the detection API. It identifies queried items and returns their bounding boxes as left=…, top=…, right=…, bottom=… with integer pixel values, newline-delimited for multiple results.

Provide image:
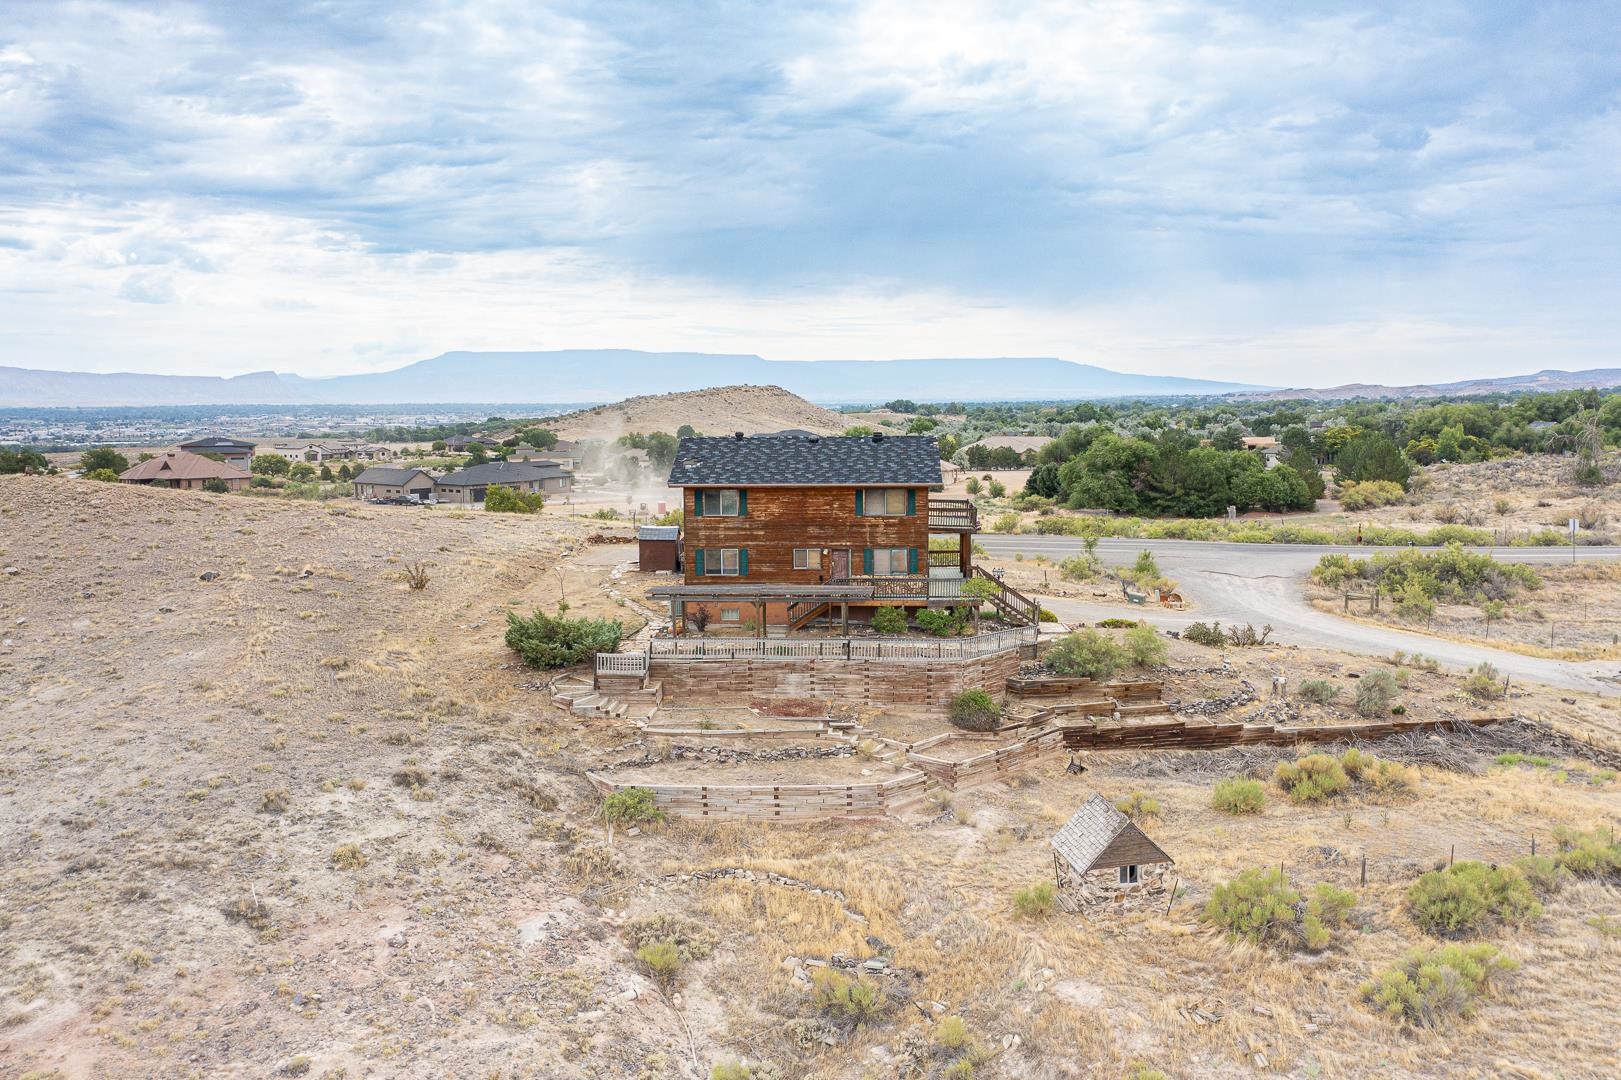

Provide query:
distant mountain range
left=3, top=352, right=1620, bottom=408
left=0, top=351, right=1260, bottom=407
left=1235, top=368, right=1621, bottom=401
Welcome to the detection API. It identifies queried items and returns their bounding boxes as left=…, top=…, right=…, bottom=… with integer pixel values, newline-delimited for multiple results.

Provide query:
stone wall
left=1055, top=860, right=1172, bottom=914
left=649, top=648, right=1022, bottom=711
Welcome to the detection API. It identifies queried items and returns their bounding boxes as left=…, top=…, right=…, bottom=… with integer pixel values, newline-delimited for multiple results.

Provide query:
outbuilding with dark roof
left=1050, top=793, right=1174, bottom=911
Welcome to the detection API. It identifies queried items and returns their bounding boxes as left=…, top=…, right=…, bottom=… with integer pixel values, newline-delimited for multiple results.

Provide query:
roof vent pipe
left=734, top=431, right=745, bottom=440
left=871, top=432, right=884, bottom=442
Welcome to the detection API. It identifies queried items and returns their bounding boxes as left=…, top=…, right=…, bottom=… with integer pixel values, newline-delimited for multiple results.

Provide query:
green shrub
left=1509, top=854, right=1567, bottom=896
left=1407, top=861, right=1541, bottom=936
left=1114, top=792, right=1160, bottom=819
left=1123, top=622, right=1168, bottom=667
left=202, top=477, right=231, bottom=494
left=484, top=483, right=545, bottom=513
left=83, top=467, right=120, bottom=482
left=1045, top=629, right=1125, bottom=678
left=934, top=1015, right=969, bottom=1050
left=1038, top=607, right=1058, bottom=623
left=1355, top=670, right=1399, bottom=717
left=869, top=606, right=908, bottom=634
left=1550, top=827, right=1621, bottom=878
left=811, top=968, right=888, bottom=1027
left=1464, top=662, right=1505, bottom=700
left=1095, top=617, right=1136, bottom=629
left=1012, top=881, right=1056, bottom=919
left=949, top=689, right=1001, bottom=733
left=1201, top=868, right=1300, bottom=947
left=1212, top=777, right=1266, bottom=814
left=1059, top=555, right=1100, bottom=581
left=505, top=607, right=624, bottom=668
left=710, top=1064, right=753, bottom=1080
left=636, top=939, right=682, bottom=988
left=1273, top=753, right=1350, bottom=802
left=1338, top=480, right=1406, bottom=511
left=1203, top=870, right=1355, bottom=952
left=1302, top=883, right=1357, bottom=951
left=1181, top=621, right=1227, bottom=648
left=1297, top=678, right=1339, bottom=705
left=914, top=607, right=964, bottom=637
left=1361, top=943, right=1516, bottom=1027
left=1394, top=580, right=1436, bottom=621
left=602, top=787, right=665, bottom=828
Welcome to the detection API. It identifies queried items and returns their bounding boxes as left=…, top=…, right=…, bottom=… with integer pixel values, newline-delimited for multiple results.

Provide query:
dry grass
left=3, top=474, right=1619, bottom=1078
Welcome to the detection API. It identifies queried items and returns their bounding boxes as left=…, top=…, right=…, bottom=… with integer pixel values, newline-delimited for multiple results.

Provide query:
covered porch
left=648, top=582, right=878, bottom=637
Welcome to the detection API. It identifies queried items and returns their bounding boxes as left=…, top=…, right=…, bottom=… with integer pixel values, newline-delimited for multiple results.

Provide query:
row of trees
left=1023, top=431, right=1324, bottom=516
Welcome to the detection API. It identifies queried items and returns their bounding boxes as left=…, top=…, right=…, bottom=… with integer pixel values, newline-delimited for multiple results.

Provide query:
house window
left=700, top=489, right=742, bottom=516
left=793, top=548, right=822, bottom=570
left=871, top=547, right=910, bottom=575
left=862, top=488, right=909, bottom=516
left=1118, top=865, right=1140, bottom=885
left=720, top=608, right=741, bottom=622
left=703, top=548, right=741, bottom=576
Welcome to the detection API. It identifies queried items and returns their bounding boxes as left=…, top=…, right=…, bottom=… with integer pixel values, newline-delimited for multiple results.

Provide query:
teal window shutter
left=694, top=549, right=705, bottom=576
left=863, top=548, right=874, bottom=574
left=693, top=490, right=704, bottom=517
left=738, top=489, right=747, bottom=516
left=906, top=489, right=916, bottom=516
left=854, top=490, right=864, bottom=516
left=738, top=549, right=748, bottom=576
left=908, top=547, right=919, bottom=574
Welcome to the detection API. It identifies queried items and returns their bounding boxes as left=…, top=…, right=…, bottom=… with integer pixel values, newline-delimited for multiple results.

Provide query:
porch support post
left=841, top=601, right=848, bottom=636
left=755, top=600, right=766, bottom=638
left=960, top=537, right=972, bottom=576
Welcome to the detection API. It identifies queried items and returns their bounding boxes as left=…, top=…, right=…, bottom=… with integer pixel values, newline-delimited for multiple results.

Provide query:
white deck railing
left=594, top=651, right=651, bottom=675
left=644, top=625, right=1035, bottom=662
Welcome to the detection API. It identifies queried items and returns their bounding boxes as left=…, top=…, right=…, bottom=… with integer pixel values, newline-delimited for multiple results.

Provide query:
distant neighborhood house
left=177, top=435, right=256, bottom=468
left=421, top=461, right=574, bottom=505
left=271, top=441, right=398, bottom=463
left=118, top=451, right=252, bottom=491
left=351, top=467, right=436, bottom=502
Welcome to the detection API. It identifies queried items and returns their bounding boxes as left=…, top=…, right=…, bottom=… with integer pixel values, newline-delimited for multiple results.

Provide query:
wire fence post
left=1360, top=854, right=1367, bottom=887
left=1165, top=878, right=1180, bottom=917
left=1448, top=844, right=1455, bottom=868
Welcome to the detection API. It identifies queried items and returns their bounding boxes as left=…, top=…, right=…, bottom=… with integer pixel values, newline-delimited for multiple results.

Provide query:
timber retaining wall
left=585, top=769, right=930, bottom=821
left=649, top=649, right=1023, bottom=710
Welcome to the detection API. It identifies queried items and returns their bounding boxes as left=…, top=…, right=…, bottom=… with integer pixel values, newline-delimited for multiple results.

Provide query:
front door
left=830, top=549, right=850, bottom=580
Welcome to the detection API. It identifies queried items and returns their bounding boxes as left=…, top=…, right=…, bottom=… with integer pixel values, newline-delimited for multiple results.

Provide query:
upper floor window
left=793, top=548, right=822, bottom=570
left=699, top=488, right=742, bottom=516
left=861, top=488, right=910, bottom=516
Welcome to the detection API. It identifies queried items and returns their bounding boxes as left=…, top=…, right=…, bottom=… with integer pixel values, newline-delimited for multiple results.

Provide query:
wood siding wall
left=681, top=486, right=929, bottom=585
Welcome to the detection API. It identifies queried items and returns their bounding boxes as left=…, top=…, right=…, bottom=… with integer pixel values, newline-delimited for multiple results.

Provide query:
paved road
left=978, top=536, right=1621, bottom=695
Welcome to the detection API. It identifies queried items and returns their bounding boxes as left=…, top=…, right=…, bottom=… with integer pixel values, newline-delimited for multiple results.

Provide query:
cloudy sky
left=2, top=1, right=1618, bottom=386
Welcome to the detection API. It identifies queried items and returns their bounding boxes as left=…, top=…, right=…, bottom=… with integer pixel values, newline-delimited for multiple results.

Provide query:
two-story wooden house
left=650, top=432, right=1033, bottom=634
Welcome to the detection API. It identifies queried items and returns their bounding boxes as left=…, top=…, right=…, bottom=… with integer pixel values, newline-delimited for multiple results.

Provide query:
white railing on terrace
left=645, top=625, right=1036, bottom=662
left=595, top=651, right=651, bottom=675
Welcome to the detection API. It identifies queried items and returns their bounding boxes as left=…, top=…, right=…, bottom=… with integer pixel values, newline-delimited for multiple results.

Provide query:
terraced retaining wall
left=584, top=769, right=930, bottom=821
left=649, top=649, right=1023, bottom=710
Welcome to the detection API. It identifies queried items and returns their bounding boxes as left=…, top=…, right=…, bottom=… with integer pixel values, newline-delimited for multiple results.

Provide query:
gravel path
left=980, top=536, right=1621, bottom=695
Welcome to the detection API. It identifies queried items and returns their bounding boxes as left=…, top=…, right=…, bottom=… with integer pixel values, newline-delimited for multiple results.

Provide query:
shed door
left=829, top=549, right=850, bottom=580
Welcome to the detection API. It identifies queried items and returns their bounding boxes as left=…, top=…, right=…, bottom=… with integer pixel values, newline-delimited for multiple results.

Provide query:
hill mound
left=548, top=383, right=845, bottom=440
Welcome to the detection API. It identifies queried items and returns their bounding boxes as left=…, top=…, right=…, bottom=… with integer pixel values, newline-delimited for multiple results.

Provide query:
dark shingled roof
left=436, top=461, right=571, bottom=486
left=353, top=467, right=433, bottom=486
left=179, top=435, right=256, bottom=449
left=668, top=434, right=942, bottom=487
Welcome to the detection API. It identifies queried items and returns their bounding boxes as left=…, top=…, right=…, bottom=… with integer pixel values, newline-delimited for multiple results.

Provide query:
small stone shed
left=637, top=524, right=681, bottom=573
left=1051, top=793, right=1173, bottom=911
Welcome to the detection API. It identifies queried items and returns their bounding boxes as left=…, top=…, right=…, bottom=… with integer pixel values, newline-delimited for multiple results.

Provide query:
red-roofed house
left=118, top=451, right=252, bottom=491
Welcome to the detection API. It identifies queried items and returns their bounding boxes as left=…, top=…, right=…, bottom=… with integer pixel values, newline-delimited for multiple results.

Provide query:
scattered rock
left=198, top=571, right=219, bottom=581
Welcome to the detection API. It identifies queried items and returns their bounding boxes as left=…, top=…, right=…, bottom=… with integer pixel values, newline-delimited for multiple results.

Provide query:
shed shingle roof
left=668, top=435, right=942, bottom=487
left=1051, top=794, right=1172, bottom=874
left=637, top=525, right=680, bottom=541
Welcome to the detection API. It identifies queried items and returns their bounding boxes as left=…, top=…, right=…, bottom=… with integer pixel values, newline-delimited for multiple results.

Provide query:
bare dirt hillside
left=4, top=476, right=1621, bottom=1078
left=550, top=384, right=846, bottom=440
